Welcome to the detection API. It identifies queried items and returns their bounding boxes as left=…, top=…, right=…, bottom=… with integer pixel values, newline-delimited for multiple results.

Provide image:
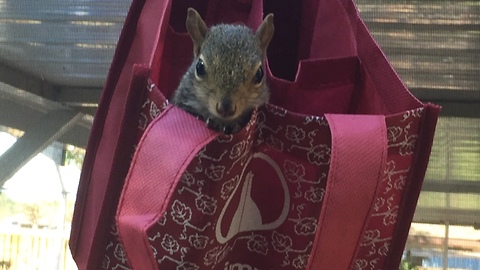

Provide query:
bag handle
left=346, top=0, right=423, bottom=113
left=116, top=105, right=218, bottom=270
left=307, top=0, right=422, bottom=114
left=307, top=114, right=387, bottom=269
left=116, top=111, right=387, bottom=270
left=69, top=0, right=173, bottom=266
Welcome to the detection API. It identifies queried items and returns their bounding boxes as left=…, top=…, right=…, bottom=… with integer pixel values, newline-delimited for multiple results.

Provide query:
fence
left=0, top=228, right=76, bottom=270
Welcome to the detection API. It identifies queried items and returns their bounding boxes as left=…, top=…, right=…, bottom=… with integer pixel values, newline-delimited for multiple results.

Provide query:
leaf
left=399, top=135, right=418, bottom=156
left=294, top=217, right=317, bottom=236
left=283, top=160, right=305, bottom=183
left=230, top=141, right=246, bottom=159
left=292, top=255, right=309, bottom=269
left=204, top=246, right=222, bottom=266
left=266, top=135, right=284, bottom=152
left=383, top=206, right=398, bottom=226
left=285, top=125, right=306, bottom=143
left=353, top=259, right=368, bottom=269
left=189, top=234, right=209, bottom=250
left=383, top=160, right=396, bottom=175
left=247, top=234, right=268, bottom=255
left=195, top=194, right=217, bottom=215
left=150, top=101, right=161, bottom=119
left=171, top=200, right=192, bottom=225
left=307, top=144, right=331, bottom=165
left=374, top=197, right=385, bottom=212
left=304, top=187, right=325, bottom=203
left=387, top=126, right=402, bottom=143
left=161, top=234, right=179, bottom=255
left=271, top=231, right=292, bottom=253
left=378, top=242, right=389, bottom=256
left=138, top=113, right=148, bottom=131
left=113, top=244, right=128, bottom=263
left=362, top=230, right=381, bottom=246
left=180, top=172, right=195, bottom=187
left=394, top=175, right=407, bottom=190
left=204, top=164, right=225, bottom=181
left=177, top=262, right=200, bottom=270
left=102, top=255, right=110, bottom=269
left=221, top=176, right=240, bottom=200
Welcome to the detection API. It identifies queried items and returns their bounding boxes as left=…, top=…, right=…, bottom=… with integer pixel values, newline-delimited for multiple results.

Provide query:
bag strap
left=307, top=0, right=422, bottom=114
left=69, top=0, right=172, bottom=267
left=117, top=111, right=387, bottom=270
left=345, top=0, right=422, bottom=113
left=308, top=114, right=387, bottom=269
left=116, top=105, right=218, bottom=270
left=309, top=0, right=357, bottom=59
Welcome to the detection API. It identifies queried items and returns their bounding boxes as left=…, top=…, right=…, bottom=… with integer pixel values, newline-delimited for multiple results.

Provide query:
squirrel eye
left=195, top=59, right=206, bottom=78
left=253, top=66, right=264, bottom=85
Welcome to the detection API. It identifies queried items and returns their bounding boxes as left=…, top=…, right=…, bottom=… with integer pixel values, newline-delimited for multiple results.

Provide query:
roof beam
left=0, top=109, right=83, bottom=187
left=422, top=180, right=480, bottom=194
left=0, top=49, right=479, bottom=118
left=55, top=86, right=102, bottom=107
left=54, top=86, right=101, bottom=115
left=0, top=58, right=57, bottom=99
left=413, top=207, right=480, bottom=227
left=365, top=21, right=480, bottom=32
left=411, top=88, right=480, bottom=118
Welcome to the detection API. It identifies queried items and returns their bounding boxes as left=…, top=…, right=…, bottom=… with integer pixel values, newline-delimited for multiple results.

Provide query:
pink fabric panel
left=308, top=114, right=387, bottom=269
left=116, top=106, right=218, bottom=269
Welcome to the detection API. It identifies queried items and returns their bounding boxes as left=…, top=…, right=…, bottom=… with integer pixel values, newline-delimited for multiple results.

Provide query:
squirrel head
left=185, top=8, right=274, bottom=121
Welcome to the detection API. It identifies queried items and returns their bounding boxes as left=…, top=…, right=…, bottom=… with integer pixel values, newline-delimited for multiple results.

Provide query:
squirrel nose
left=216, top=99, right=236, bottom=118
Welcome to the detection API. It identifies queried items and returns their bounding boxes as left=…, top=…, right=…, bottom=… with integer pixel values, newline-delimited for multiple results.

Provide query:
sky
left=0, top=132, right=80, bottom=204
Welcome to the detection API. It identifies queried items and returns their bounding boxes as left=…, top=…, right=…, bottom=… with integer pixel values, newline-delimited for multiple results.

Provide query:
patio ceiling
left=0, top=0, right=478, bottom=227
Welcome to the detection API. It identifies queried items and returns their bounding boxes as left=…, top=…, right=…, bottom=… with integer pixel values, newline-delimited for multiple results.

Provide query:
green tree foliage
left=64, top=145, right=85, bottom=169
left=0, top=192, right=18, bottom=220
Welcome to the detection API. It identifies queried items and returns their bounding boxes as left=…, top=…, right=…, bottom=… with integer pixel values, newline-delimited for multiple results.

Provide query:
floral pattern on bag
left=144, top=100, right=330, bottom=270
left=101, top=81, right=424, bottom=270
left=353, top=108, right=424, bottom=270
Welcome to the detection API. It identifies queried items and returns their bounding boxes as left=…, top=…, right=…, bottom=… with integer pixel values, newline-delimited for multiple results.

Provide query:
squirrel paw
left=206, top=117, right=243, bottom=134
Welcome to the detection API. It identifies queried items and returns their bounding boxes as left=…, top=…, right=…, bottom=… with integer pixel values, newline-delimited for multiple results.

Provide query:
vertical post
left=0, top=110, right=83, bottom=187
left=442, top=220, right=449, bottom=270
left=442, top=120, right=450, bottom=270
left=55, top=165, right=69, bottom=270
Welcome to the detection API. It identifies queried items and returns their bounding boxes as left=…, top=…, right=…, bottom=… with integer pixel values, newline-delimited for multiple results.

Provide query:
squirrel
left=171, top=8, right=274, bottom=134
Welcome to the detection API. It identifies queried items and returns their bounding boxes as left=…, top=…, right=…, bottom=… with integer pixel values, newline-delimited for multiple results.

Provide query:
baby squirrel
left=172, top=8, right=274, bottom=134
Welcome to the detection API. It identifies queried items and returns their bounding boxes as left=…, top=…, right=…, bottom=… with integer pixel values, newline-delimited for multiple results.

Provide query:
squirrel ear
left=186, top=8, right=209, bottom=56
left=255, top=14, right=275, bottom=53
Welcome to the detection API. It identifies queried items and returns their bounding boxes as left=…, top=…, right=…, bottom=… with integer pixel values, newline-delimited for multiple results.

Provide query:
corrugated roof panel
left=357, top=0, right=480, bottom=93
left=0, top=0, right=132, bottom=86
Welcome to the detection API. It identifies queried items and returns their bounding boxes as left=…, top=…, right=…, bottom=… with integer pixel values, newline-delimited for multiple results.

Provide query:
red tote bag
left=70, top=1, right=266, bottom=269
left=70, top=0, right=441, bottom=269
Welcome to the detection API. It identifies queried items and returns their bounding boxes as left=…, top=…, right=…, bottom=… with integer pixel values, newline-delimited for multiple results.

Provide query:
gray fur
left=172, top=9, right=274, bottom=134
